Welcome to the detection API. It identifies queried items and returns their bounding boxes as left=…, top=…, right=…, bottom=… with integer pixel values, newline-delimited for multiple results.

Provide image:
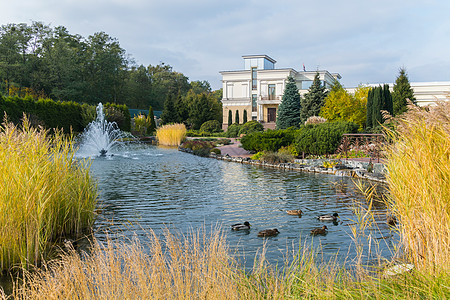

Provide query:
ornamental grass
left=0, top=116, right=97, bottom=272
left=156, top=123, right=186, bottom=146
left=384, top=100, right=450, bottom=274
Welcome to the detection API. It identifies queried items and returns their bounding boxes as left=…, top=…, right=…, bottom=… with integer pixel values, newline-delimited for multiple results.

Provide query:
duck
left=231, top=221, right=251, bottom=231
left=257, top=229, right=280, bottom=237
left=317, top=213, right=339, bottom=221
left=310, top=225, right=328, bottom=235
left=387, top=215, right=397, bottom=226
left=286, top=209, right=303, bottom=216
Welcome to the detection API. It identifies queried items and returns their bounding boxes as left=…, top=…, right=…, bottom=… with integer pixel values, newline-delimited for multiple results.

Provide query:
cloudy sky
left=1, top=0, right=449, bottom=90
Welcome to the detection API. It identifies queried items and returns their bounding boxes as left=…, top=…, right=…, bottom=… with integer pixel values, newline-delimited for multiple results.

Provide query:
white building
left=347, top=82, right=450, bottom=107
left=220, top=55, right=450, bottom=130
left=220, top=55, right=341, bottom=129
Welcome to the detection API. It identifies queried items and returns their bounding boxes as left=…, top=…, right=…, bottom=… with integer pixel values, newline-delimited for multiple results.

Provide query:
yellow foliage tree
left=320, top=84, right=369, bottom=130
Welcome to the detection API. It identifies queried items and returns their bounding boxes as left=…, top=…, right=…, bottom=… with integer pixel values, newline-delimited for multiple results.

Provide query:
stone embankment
left=179, top=147, right=386, bottom=184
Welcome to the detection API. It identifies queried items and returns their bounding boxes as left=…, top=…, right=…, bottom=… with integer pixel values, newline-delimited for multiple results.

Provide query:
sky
left=1, top=0, right=450, bottom=90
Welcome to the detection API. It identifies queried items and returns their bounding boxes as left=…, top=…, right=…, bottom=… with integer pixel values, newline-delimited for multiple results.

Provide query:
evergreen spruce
left=243, top=110, right=248, bottom=123
left=392, top=68, right=416, bottom=116
left=235, top=110, right=240, bottom=124
left=276, top=76, right=301, bottom=129
left=146, top=105, right=156, bottom=134
left=228, top=110, right=232, bottom=126
left=160, top=94, right=178, bottom=124
left=382, top=84, right=393, bottom=116
left=300, top=72, right=328, bottom=123
left=372, top=86, right=383, bottom=127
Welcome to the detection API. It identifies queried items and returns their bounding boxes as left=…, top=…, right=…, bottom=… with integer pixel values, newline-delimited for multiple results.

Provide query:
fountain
left=76, top=103, right=127, bottom=158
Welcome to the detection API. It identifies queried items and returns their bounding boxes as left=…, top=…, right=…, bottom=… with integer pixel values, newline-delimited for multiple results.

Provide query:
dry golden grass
left=156, top=123, right=186, bottom=146
left=0, top=116, right=97, bottom=272
left=385, top=100, right=450, bottom=274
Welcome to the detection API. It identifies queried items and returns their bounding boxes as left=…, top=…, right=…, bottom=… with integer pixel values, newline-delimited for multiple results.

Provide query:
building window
left=268, top=84, right=276, bottom=100
left=267, top=108, right=277, bottom=122
left=252, top=94, right=257, bottom=112
left=251, top=67, right=257, bottom=90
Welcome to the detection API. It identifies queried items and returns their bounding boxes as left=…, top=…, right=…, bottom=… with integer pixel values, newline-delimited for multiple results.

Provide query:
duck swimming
left=310, top=225, right=328, bottom=235
left=286, top=209, right=303, bottom=216
left=317, top=213, right=339, bottom=221
left=231, top=221, right=251, bottom=231
left=257, top=229, right=280, bottom=237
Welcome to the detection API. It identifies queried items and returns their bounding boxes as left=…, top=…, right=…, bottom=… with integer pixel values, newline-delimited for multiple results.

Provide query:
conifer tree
left=366, top=88, right=373, bottom=129
left=243, top=109, right=248, bottom=123
left=300, top=72, right=328, bottom=123
left=228, top=110, right=232, bottom=126
left=276, top=76, right=301, bottom=129
left=160, top=94, right=178, bottom=124
left=392, top=68, right=416, bottom=116
left=366, top=85, right=393, bottom=129
left=146, top=105, right=156, bottom=134
left=235, top=110, right=240, bottom=124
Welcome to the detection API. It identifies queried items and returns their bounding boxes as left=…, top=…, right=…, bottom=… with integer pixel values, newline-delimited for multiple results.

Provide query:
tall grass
left=156, top=123, right=186, bottom=146
left=385, top=101, right=450, bottom=274
left=0, top=117, right=97, bottom=271
left=6, top=228, right=450, bottom=299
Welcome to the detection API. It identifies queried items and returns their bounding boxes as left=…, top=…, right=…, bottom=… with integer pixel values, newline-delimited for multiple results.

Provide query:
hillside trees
left=276, top=76, right=301, bottom=129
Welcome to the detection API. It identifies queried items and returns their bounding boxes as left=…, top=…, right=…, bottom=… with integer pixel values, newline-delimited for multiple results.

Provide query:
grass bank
left=0, top=117, right=97, bottom=272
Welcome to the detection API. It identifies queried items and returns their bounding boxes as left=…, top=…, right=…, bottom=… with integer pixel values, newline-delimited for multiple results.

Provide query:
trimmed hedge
left=295, top=121, right=359, bottom=155
left=0, top=95, right=84, bottom=132
left=241, top=128, right=296, bottom=152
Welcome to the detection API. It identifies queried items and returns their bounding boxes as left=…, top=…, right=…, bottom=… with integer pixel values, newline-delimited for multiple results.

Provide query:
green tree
left=320, top=83, right=369, bottom=130
left=300, top=72, right=327, bottom=123
left=228, top=110, right=232, bottom=126
left=366, top=84, right=393, bottom=129
left=125, top=65, right=153, bottom=109
left=392, top=68, right=416, bottom=115
left=235, top=110, right=239, bottom=124
left=160, top=93, right=178, bottom=124
left=276, top=76, right=301, bottom=129
left=189, top=93, right=218, bottom=130
left=146, top=105, right=156, bottom=134
left=243, top=109, right=248, bottom=123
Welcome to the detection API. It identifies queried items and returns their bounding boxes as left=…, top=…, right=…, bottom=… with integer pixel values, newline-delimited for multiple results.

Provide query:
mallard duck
left=317, top=213, right=339, bottom=221
left=387, top=215, right=397, bottom=226
left=231, top=221, right=251, bottom=231
left=310, top=225, right=328, bottom=235
left=257, top=229, right=279, bottom=237
left=286, top=209, right=303, bottom=216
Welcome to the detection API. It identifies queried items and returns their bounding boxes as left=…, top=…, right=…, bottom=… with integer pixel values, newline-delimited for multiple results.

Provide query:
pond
left=90, top=144, right=396, bottom=269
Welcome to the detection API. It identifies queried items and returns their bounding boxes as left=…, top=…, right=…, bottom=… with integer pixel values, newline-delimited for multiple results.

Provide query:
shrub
left=200, top=120, right=222, bottom=133
left=225, top=123, right=241, bottom=138
left=104, top=103, right=131, bottom=132
left=278, top=145, right=299, bottom=157
left=210, top=148, right=221, bottom=155
left=251, top=151, right=264, bottom=160
left=156, top=123, right=187, bottom=146
left=260, top=151, right=294, bottom=164
left=304, top=116, right=327, bottom=126
left=295, top=121, right=359, bottom=155
left=241, top=129, right=296, bottom=152
left=238, top=120, right=264, bottom=136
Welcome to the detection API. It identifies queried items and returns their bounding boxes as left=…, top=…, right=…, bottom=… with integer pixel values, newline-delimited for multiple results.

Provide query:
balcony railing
left=260, top=95, right=280, bottom=101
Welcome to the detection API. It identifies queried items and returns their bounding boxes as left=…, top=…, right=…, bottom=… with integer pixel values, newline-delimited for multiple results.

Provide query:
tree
left=228, top=110, right=232, bottom=126
left=189, top=93, right=219, bottom=130
left=392, top=68, right=416, bottom=115
left=146, top=105, right=156, bottom=134
left=235, top=110, right=239, bottom=124
left=276, top=76, right=301, bottom=129
left=243, top=109, right=248, bottom=123
left=320, top=83, right=369, bottom=130
left=366, top=84, right=393, bottom=129
left=160, top=93, right=178, bottom=124
left=300, top=72, right=327, bottom=123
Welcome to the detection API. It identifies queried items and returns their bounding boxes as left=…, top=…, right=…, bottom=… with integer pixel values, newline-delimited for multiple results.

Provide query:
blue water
left=89, top=144, right=396, bottom=268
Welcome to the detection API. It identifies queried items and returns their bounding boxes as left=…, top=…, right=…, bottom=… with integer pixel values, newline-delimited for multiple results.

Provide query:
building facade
left=221, top=55, right=450, bottom=130
left=220, top=55, right=341, bottom=130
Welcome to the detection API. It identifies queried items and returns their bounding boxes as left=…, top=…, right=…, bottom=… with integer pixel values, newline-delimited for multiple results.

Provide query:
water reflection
left=90, top=144, right=395, bottom=269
